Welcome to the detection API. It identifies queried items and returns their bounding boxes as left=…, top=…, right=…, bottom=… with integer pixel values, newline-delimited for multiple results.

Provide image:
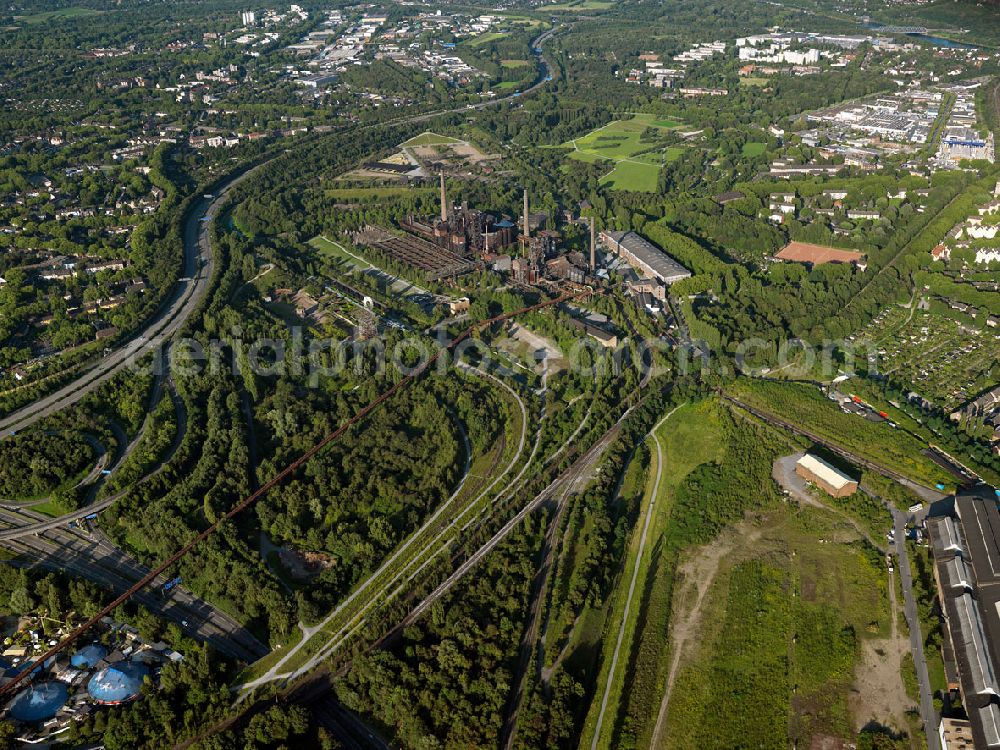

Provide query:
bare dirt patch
left=850, top=573, right=913, bottom=735
left=649, top=517, right=767, bottom=746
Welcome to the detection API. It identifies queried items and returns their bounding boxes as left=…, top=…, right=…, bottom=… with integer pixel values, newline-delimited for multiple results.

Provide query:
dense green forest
left=0, top=432, right=94, bottom=500
left=0, top=0, right=996, bottom=747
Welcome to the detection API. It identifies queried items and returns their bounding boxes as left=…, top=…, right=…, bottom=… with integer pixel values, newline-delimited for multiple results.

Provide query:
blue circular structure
left=7, top=681, right=68, bottom=722
left=87, top=662, right=148, bottom=704
left=70, top=643, right=108, bottom=670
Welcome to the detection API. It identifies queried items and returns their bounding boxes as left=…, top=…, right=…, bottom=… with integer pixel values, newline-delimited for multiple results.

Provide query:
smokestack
left=439, top=174, right=448, bottom=223
left=590, top=216, right=596, bottom=271
left=523, top=188, right=530, bottom=240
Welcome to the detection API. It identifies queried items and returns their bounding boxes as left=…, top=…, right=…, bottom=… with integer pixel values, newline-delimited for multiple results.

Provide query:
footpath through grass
left=580, top=400, right=725, bottom=750
left=662, top=505, right=891, bottom=748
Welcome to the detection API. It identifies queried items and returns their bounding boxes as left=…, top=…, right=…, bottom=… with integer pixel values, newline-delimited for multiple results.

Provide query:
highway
left=0, top=179, right=225, bottom=435
left=0, top=378, right=187, bottom=541
left=0, top=19, right=560, bottom=435
left=0, top=505, right=266, bottom=663
left=0, top=13, right=566, bottom=708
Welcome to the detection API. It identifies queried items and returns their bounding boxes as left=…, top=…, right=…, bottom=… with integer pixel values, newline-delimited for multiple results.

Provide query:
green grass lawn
left=400, top=131, right=462, bottom=147
left=725, top=378, right=954, bottom=489
left=664, top=507, right=890, bottom=748
left=466, top=31, right=509, bottom=47
left=582, top=401, right=726, bottom=750
left=564, top=114, right=685, bottom=192
left=601, top=160, right=661, bottom=192
left=501, top=59, right=531, bottom=68
left=739, top=76, right=770, bottom=88
left=27, top=498, right=76, bottom=517
left=15, top=6, right=101, bottom=23
left=742, top=141, right=767, bottom=157
left=540, top=0, right=613, bottom=10
left=494, top=81, right=520, bottom=91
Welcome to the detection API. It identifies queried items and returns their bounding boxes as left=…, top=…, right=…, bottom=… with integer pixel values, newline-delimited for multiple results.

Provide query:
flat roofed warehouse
left=794, top=453, right=858, bottom=497
left=927, top=495, right=1000, bottom=749
left=939, top=717, right=975, bottom=750
left=600, top=230, right=691, bottom=285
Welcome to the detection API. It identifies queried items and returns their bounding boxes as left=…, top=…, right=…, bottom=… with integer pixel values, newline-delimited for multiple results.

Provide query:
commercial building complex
left=940, top=127, right=995, bottom=164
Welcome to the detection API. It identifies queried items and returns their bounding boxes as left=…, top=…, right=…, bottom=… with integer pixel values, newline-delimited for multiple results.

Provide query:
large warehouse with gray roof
left=600, top=231, right=691, bottom=285
left=928, top=494, right=1000, bottom=748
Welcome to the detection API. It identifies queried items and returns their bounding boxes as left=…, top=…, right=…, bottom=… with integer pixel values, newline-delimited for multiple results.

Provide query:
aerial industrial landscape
left=0, top=0, right=999, bottom=748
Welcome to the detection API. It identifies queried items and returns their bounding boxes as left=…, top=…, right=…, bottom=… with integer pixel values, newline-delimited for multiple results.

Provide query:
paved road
left=0, top=19, right=559, bottom=439
left=0, top=380, right=187, bottom=541
left=0, top=169, right=257, bottom=437
left=1, top=17, right=561, bottom=437
left=891, top=506, right=940, bottom=750
left=773, top=452, right=940, bottom=750
left=730, top=400, right=949, bottom=748
left=0, top=508, right=266, bottom=663
left=0, top=11, right=564, bottom=700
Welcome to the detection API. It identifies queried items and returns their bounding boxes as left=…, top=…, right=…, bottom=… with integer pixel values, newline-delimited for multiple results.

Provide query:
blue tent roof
left=12, top=661, right=42, bottom=677
left=88, top=662, right=147, bottom=704
left=7, top=681, right=68, bottom=722
left=71, top=643, right=108, bottom=670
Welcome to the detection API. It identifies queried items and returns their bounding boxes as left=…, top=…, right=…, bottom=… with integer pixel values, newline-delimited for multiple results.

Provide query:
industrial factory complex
left=927, top=494, right=1000, bottom=749
left=350, top=174, right=691, bottom=307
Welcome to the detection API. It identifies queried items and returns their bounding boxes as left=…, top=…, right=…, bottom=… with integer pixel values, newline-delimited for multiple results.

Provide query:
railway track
left=0, top=291, right=586, bottom=700
left=721, top=393, right=950, bottom=495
